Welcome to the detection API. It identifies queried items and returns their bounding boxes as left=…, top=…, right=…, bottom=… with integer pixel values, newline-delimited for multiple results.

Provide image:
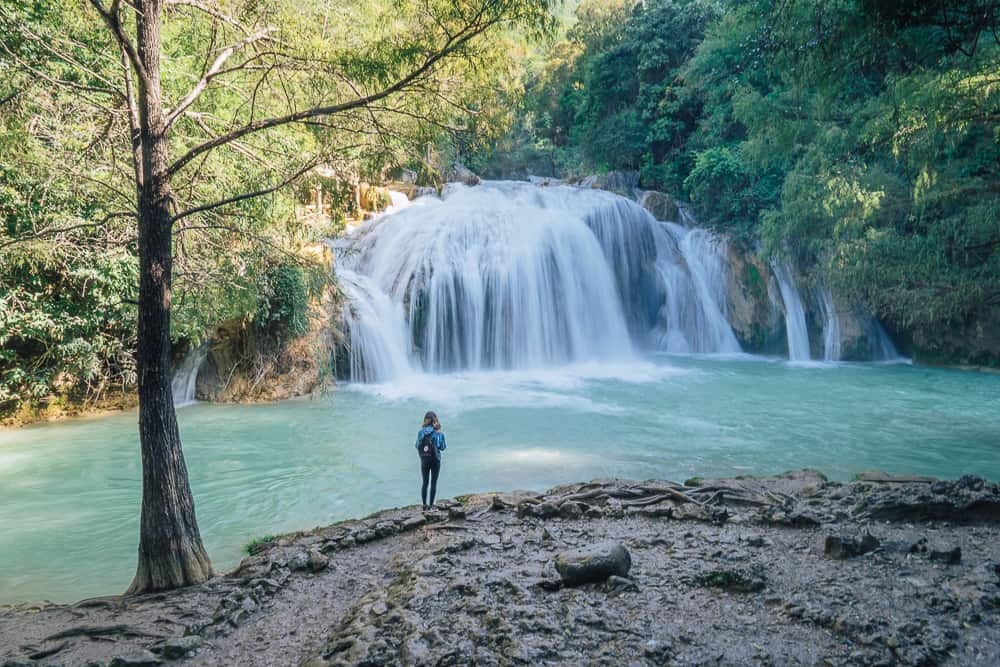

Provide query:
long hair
left=422, top=410, right=438, bottom=428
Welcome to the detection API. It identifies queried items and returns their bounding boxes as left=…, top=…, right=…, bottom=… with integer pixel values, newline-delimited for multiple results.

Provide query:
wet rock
left=825, top=532, right=880, bottom=559
left=555, top=541, right=631, bottom=586
left=855, top=475, right=1000, bottom=522
left=288, top=551, right=310, bottom=571
left=929, top=547, right=962, bottom=565
left=308, top=549, right=330, bottom=572
left=693, top=565, right=766, bottom=593
left=557, top=501, right=584, bottom=519
left=442, top=162, right=480, bottom=186
left=638, top=191, right=678, bottom=221
left=606, top=575, right=639, bottom=593
left=401, top=514, right=426, bottom=531
left=156, top=635, right=202, bottom=660
left=108, top=652, right=162, bottom=667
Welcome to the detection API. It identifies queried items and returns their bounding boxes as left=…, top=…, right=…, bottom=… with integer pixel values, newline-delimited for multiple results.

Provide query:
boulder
left=638, top=191, right=678, bottom=222
left=307, top=549, right=330, bottom=573
left=442, top=162, right=480, bottom=186
left=555, top=541, right=632, bottom=586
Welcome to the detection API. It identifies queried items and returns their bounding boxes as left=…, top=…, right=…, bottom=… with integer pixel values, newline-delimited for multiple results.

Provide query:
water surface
left=1, top=355, right=997, bottom=603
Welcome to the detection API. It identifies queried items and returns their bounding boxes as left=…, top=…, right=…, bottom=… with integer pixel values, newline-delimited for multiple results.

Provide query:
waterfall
left=867, top=318, right=902, bottom=361
left=651, top=225, right=741, bottom=353
left=772, top=262, right=811, bottom=361
left=817, top=286, right=841, bottom=361
left=337, top=269, right=415, bottom=381
left=171, top=344, right=207, bottom=405
left=335, top=181, right=742, bottom=381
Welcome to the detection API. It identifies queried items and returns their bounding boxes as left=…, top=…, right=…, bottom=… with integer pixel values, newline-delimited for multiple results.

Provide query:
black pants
left=421, top=458, right=441, bottom=507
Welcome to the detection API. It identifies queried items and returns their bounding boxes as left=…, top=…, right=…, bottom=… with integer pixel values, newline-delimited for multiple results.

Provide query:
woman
left=415, top=410, right=447, bottom=510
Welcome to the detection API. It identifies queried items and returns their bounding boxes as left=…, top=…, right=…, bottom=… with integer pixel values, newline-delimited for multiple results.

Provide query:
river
left=1, top=355, right=998, bottom=604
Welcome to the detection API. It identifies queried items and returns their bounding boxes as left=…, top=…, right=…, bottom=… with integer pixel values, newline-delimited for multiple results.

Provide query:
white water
left=817, top=285, right=841, bottom=361
left=867, top=317, right=902, bottom=361
left=656, top=225, right=741, bottom=353
left=336, top=182, right=741, bottom=379
left=772, top=262, right=811, bottom=361
left=170, top=345, right=207, bottom=406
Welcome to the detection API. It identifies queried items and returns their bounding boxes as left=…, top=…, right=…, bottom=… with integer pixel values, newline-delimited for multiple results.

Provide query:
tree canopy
left=481, top=0, right=1000, bottom=365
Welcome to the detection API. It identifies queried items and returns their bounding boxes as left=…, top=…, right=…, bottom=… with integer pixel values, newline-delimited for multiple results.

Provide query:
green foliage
left=1, top=0, right=554, bottom=418
left=485, top=0, right=1000, bottom=363
left=478, top=0, right=721, bottom=184
left=255, top=263, right=312, bottom=342
left=243, top=535, right=276, bottom=556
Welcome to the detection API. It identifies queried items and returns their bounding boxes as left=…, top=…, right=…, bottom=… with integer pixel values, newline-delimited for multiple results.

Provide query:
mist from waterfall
left=335, top=182, right=742, bottom=381
left=772, top=262, right=811, bottom=361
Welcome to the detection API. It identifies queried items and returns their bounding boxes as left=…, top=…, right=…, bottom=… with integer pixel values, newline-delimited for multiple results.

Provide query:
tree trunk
left=126, top=0, right=213, bottom=595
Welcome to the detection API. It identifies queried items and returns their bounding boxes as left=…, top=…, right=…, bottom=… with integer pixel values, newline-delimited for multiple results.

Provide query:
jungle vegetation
left=3, top=1, right=999, bottom=423
left=478, top=0, right=1000, bottom=365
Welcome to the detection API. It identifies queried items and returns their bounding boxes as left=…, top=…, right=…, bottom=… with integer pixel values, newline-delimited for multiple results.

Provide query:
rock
left=158, top=635, right=202, bottom=660
left=856, top=471, right=937, bottom=484
left=824, top=532, right=880, bottom=559
left=638, top=190, right=678, bottom=221
left=108, top=652, right=162, bottom=667
left=3, top=659, right=36, bottom=667
left=288, top=551, right=310, bottom=571
left=854, top=475, right=1000, bottom=522
left=693, top=566, right=766, bottom=593
left=307, top=549, right=330, bottom=572
left=929, top=547, right=962, bottom=565
left=606, top=575, right=639, bottom=593
left=554, top=541, right=631, bottom=586
left=557, top=501, right=584, bottom=519
left=442, top=162, right=480, bottom=186
left=578, top=171, right=639, bottom=194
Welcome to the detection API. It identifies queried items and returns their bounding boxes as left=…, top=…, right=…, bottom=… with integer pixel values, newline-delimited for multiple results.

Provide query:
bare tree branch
left=168, top=13, right=499, bottom=176
left=0, top=213, right=136, bottom=249
left=164, top=0, right=254, bottom=36
left=163, top=28, right=274, bottom=130
left=87, top=0, right=149, bottom=86
left=170, top=160, right=318, bottom=223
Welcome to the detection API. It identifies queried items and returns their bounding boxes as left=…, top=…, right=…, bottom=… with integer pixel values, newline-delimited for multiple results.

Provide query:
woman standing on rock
left=416, top=411, right=447, bottom=510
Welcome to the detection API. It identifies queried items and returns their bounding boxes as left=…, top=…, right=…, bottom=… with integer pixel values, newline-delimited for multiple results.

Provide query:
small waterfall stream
left=817, top=286, right=841, bottom=361
left=170, top=344, right=207, bottom=405
left=336, top=182, right=742, bottom=380
left=772, top=262, right=811, bottom=361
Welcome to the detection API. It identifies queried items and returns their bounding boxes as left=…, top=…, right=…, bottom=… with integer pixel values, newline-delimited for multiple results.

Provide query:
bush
left=255, top=263, right=311, bottom=342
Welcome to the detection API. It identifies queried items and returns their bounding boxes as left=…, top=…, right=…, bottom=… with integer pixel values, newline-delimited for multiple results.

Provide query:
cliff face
left=718, top=240, right=901, bottom=362
left=724, top=246, right=787, bottom=356
left=195, top=245, right=342, bottom=403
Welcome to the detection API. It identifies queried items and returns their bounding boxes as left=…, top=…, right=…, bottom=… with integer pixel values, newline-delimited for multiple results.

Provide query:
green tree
left=1, top=0, right=552, bottom=593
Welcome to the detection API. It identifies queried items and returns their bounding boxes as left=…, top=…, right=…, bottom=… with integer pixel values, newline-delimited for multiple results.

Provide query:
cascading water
left=170, top=344, right=207, bottom=405
left=772, top=262, right=811, bottom=361
left=866, top=318, right=902, bottom=361
left=335, top=181, right=742, bottom=381
left=817, top=286, right=841, bottom=361
left=657, top=225, right=742, bottom=353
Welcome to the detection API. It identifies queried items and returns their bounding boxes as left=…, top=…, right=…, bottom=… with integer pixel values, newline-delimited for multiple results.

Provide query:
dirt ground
left=2, top=471, right=999, bottom=667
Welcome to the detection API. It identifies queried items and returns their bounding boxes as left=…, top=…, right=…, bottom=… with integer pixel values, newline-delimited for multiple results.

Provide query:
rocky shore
left=3, top=470, right=999, bottom=666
